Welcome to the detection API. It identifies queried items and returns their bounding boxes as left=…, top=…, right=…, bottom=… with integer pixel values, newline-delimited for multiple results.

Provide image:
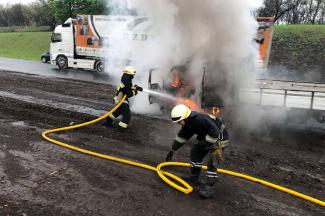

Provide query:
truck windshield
left=51, top=33, right=62, bottom=43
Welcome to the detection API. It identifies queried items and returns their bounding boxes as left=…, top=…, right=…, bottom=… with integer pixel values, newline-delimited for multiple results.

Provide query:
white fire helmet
left=171, top=104, right=191, bottom=123
left=123, top=66, right=136, bottom=75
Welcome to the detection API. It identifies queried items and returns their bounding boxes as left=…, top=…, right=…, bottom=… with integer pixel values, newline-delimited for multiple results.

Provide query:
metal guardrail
left=240, top=80, right=325, bottom=111
left=254, top=79, right=325, bottom=92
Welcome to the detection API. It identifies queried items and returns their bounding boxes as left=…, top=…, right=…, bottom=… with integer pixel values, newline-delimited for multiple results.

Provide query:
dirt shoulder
left=0, top=71, right=324, bottom=216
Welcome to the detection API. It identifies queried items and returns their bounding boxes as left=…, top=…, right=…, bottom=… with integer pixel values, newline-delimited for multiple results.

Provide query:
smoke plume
left=106, top=0, right=263, bottom=114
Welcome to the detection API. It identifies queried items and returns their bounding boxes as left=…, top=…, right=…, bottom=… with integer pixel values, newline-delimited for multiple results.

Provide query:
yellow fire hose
left=41, top=95, right=325, bottom=207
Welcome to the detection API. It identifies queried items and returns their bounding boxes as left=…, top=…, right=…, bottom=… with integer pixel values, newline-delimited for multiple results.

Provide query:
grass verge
left=0, top=31, right=51, bottom=61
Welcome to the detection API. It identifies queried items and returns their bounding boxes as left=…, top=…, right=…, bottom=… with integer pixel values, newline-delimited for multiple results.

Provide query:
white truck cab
left=50, top=17, right=104, bottom=72
left=50, top=15, right=150, bottom=73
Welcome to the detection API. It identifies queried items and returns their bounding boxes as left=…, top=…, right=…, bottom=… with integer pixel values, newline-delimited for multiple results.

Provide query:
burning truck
left=50, top=15, right=325, bottom=122
left=148, top=65, right=225, bottom=116
left=147, top=17, right=275, bottom=117
left=147, top=17, right=325, bottom=123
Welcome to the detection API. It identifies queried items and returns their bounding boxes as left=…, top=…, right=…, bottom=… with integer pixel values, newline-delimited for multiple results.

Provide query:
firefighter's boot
left=181, top=175, right=199, bottom=185
left=117, top=121, right=128, bottom=132
left=199, top=172, right=217, bottom=199
left=199, top=184, right=214, bottom=198
left=102, top=116, right=114, bottom=128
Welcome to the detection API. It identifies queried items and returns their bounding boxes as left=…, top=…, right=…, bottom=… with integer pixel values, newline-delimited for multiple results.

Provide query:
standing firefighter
left=102, top=66, right=143, bottom=130
left=165, top=104, right=229, bottom=198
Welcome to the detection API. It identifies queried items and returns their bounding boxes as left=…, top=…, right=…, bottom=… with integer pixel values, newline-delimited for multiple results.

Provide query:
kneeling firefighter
left=102, top=66, right=143, bottom=130
left=165, top=104, right=229, bottom=198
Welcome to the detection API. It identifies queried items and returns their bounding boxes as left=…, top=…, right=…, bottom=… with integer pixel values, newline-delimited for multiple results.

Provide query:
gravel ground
left=0, top=70, right=324, bottom=216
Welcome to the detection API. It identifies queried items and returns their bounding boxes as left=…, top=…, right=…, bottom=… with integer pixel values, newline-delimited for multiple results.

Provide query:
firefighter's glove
left=165, top=150, right=174, bottom=162
left=132, top=86, right=138, bottom=96
left=215, top=144, right=223, bottom=162
left=135, top=85, right=143, bottom=92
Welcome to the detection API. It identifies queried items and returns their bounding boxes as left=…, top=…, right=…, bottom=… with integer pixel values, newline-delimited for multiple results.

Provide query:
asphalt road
left=0, top=57, right=111, bottom=84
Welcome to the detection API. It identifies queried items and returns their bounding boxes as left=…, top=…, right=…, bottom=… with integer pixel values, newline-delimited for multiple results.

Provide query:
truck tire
left=41, top=57, right=47, bottom=63
left=56, top=56, right=68, bottom=70
left=95, top=61, right=104, bottom=73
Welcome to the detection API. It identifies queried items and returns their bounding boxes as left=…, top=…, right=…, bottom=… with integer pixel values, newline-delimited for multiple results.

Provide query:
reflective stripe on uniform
left=108, top=114, right=116, bottom=120
left=209, top=114, right=226, bottom=130
left=208, top=114, right=216, bottom=120
left=114, top=93, right=122, bottom=103
left=190, top=161, right=203, bottom=168
left=206, top=171, right=218, bottom=178
left=131, top=85, right=137, bottom=96
left=114, top=83, right=126, bottom=104
left=117, top=82, right=125, bottom=90
left=175, top=135, right=186, bottom=143
left=118, top=121, right=128, bottom=128
left=205, top=134, right=218, bottom=144
left=220, top=140, right=229, bottom=148
left=114, top=92, right=128, bottom=104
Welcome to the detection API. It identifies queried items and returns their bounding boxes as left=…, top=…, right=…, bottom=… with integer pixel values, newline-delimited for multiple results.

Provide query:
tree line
left=0, top=0, right=324, bottom=29
left=0, top=0, right=108, bottom=29
left=259, top=0, right=325, bottom=24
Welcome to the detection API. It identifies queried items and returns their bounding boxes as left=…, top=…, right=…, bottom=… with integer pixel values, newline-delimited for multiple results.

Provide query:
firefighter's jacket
left=114, top=74, right=138, bottom=104
left=208, top=114, right=229, bottom=141
left=208, top=114, right=229, bottom=149
left=172, top=111, right=222, bottom=151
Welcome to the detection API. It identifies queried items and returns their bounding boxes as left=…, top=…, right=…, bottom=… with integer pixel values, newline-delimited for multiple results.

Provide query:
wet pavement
left=0, top=57, right=111, bottom=84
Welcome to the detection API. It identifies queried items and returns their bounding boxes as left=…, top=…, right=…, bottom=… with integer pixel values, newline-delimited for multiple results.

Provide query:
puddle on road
left=0, top=58, right=112, bottom=84
left=11, top=121, right=27, bottom=127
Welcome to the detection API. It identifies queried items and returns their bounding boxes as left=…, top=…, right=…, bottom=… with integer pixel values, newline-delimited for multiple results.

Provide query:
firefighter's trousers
left=106, top=103, right=131, bottom=128
left=190, top=141, right=226, bottom=186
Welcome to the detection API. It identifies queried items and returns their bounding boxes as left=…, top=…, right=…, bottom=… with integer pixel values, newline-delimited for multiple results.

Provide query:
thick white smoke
left=105, top=0, right=263, bottom=114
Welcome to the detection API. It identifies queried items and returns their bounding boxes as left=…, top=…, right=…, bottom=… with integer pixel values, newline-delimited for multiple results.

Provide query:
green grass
left=0, top=31, right=51, bottom=61
left=270, top=25, right=325, bottom=70
left=273, top=24, right=325, bottom=36
left=0, top=25, right=324, bottom=68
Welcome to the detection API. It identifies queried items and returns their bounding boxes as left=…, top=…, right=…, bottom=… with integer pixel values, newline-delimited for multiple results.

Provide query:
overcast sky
left=0, top=0, right=36, bottom=5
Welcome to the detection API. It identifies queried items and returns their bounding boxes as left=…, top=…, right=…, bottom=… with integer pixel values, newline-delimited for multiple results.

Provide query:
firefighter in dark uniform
left=165, top=104, right=229, bottom=198
left=102, top=66, right=143, bottom=130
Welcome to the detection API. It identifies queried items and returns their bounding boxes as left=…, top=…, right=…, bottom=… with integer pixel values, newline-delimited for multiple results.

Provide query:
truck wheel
left=41, top=57, right=47, bottom=63
left=95, top=61, right=104, bottom=73
left=56, top=56, right=68, bottom=69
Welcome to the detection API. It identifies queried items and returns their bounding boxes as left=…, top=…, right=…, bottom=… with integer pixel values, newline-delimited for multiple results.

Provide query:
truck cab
left=50, top=17, right=105, bottom=72
left=50, top=20, right=75, bottom=70
left=50, top=15, right=150, bottom=73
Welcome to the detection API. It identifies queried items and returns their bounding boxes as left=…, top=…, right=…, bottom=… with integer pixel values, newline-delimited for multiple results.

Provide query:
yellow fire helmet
left=171, top=104, right=191, bottom=122
left=123, top=66, right=136, bottom=75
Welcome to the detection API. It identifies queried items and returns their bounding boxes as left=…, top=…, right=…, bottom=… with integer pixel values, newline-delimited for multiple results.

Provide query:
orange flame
left=176, top=98, right=202, bottom=112
left=172, top=73, right=181, bottom=88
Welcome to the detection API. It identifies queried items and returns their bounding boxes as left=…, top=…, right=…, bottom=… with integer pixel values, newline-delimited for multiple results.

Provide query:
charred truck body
left=148, top=17, right=325, bottom=122
left=149, top=18, right=275, bottom=116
